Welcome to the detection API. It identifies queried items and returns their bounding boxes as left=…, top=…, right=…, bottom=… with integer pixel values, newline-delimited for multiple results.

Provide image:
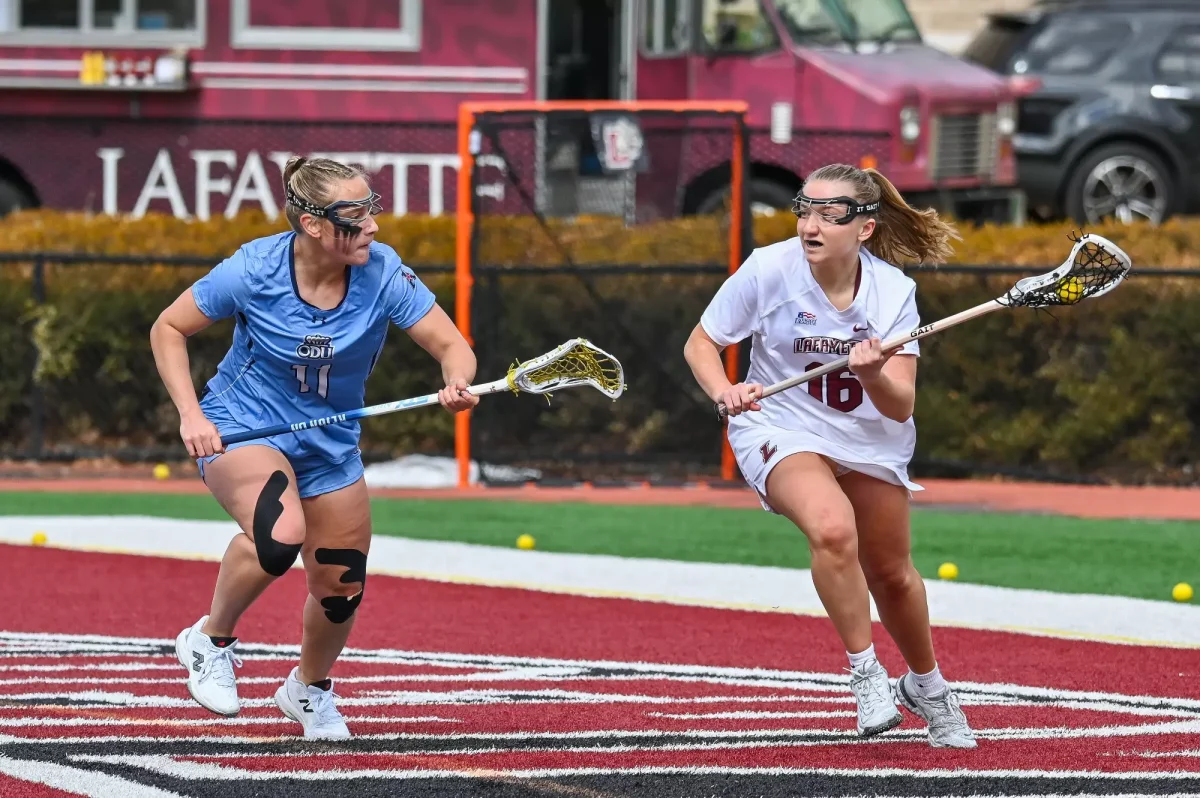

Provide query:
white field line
left=2, top=515, right=1200, bottom=648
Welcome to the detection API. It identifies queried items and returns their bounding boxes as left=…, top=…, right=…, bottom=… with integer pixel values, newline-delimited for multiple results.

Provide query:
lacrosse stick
left=716, top=232, right=1132, bottom=420
left=221, top=338, right=625, bottom=445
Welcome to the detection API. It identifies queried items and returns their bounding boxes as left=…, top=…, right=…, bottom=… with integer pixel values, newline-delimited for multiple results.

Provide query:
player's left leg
left=840, top=470, right=976, bottom=749
left=273, top=469, right=370, bottom=740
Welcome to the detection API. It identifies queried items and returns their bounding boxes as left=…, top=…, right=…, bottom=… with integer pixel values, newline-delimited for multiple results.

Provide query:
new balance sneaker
left=896, top=672, right=978, bottom=748
left=849, top=659, right=903, bottom=737
left=175, top=615, right=243, bottom=717
left=274, top=666, right=351, bottom=740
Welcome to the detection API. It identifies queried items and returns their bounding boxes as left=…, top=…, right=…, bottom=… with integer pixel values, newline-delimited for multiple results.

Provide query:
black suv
left=962, top=0, right=1200, bottom=225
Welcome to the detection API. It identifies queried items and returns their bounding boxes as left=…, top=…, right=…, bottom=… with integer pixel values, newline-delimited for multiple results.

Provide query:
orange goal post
left=454, top=100, right=751, bottom=488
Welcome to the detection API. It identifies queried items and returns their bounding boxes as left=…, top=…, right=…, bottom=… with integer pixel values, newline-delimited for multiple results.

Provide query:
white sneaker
left=849, top=659, right=903, bottom=737
left=174, top=615, right=243, bottom=717
left=896, top=672, right=978, bottom=748
left=274, top=666, right=351, bottom=740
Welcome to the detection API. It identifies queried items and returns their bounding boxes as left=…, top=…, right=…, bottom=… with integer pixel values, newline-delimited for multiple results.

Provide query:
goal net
left=454, top=101, right=750, bottom=487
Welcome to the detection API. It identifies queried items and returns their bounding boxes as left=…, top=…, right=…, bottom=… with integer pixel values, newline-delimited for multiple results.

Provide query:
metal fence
left=3, top=252, right=1199, bottom=485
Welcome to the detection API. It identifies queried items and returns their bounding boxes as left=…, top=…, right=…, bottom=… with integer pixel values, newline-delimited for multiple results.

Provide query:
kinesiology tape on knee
left=314, top=547, right=367, bottom=624
left=252, top=470, right=302, bottom=577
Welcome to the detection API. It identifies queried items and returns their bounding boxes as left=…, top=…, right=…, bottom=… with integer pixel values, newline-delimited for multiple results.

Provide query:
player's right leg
left=764, top=452, right=902, bottom=737
left=176, top=444, right=306, bottom=716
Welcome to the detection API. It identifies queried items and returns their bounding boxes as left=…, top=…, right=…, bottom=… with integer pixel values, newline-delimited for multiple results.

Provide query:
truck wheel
left=1064, top=143, right=1174, bottom=226
left=0, top=179, right=32, bottom=218
left=695, top=178, right=797, bottom=217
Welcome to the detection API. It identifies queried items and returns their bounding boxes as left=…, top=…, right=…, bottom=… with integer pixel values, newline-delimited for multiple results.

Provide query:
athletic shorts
left=194, top=396, right=364, bottom=500
left=729, top=422, right=922, bottom=514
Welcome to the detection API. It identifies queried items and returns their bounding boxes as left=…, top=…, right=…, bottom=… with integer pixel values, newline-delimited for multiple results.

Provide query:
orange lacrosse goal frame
left=454, top=100, right=751, bottom=489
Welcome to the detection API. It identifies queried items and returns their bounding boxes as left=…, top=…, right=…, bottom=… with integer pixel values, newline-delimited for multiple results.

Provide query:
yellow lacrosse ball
left=937, top=562, right=959, bottom=580
left=31, top=531, right=47, bottom=547
left=516, top=534, right=536, bottom=550
left=1173, top=582, right=1193, bottom=602
left=153, top=463, right=170, bottom=480
left=1056, top=275, right=1085, bottom=304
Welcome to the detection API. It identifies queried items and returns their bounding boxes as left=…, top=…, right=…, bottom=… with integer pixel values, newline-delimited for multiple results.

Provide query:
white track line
left=0, top=753, right=182, bottom=796
left=60, top=756, right=1200, bottom=783
left=2, top=515, right=1200, bottom=648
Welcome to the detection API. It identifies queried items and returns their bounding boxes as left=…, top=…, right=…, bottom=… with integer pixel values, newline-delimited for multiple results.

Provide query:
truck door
left=688, top=0, right=794, bottom=121
left=546, top=0, right=624, bottom=101
left=635, top=0, right=692, bottom=100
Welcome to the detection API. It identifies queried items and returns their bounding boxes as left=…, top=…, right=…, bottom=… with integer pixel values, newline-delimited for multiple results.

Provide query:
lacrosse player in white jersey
left=684, top=163, right=976, bottom=749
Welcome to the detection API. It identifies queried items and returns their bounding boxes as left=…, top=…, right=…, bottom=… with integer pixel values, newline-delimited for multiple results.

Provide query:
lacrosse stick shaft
left=717, top=298, right=1005, bottom=418
left=220, top=376, right=513, bottom=446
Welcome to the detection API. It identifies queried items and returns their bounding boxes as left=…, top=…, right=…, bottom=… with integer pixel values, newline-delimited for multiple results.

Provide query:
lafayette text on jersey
left=191, top=231, right=436, bottom=470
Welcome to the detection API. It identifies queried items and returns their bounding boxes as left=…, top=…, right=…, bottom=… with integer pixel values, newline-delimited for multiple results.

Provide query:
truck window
left=643, top=0, right=689, bottom=55
left=1012, top=14, right=1130, bottom=76
left=775, top=0, right=919, bottom=45
left=773, top=0, right=844, bottom=45
left=12, top=0, right=198, bottom=35
left=19, top=0, right=81, bottom=27
left=836, top=0, right=920, bottom=43
left=700, top=0, right=777, bottom=53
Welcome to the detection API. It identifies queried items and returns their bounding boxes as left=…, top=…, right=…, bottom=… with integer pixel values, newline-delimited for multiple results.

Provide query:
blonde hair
left=803, top=164, right=961, bottom=265
left=282, top=156, right=370, bottom=234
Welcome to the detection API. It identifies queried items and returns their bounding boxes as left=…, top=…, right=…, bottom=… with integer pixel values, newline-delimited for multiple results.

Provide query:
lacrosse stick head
left=505, top=338, right=626, bottom=400
left=1000, top=232, right=1132, bottom=309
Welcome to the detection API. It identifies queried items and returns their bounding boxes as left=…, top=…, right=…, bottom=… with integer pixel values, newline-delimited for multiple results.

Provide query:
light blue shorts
left=195, top=397, right=364, bottom=500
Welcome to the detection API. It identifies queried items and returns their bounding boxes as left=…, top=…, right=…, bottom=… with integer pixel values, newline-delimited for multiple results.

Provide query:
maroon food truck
left=0, top=0, right=1023, bottom=223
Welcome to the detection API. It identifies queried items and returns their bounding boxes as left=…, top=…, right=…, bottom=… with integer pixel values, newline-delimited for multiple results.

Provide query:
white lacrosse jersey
left=700, top=237, right=921, bottom=476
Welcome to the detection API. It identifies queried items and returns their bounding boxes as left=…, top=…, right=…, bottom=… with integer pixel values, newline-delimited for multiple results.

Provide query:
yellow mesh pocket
left=506, top=340, right=625, bottom=398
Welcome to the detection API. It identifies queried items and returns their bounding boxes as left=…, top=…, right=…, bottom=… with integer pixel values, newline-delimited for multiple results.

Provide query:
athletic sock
left=207, top=635, right=237, bottom=649
left=910, top=664, right=947, bottom=697
left=308, top=678, right=332, bottom=692
left=847, top=644, right=876, bottom=670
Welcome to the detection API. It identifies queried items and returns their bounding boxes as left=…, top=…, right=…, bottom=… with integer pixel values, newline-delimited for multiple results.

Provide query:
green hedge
left=2, top=210, right=1199, bottom=483
left=7, top=207, right=1200, bottom=267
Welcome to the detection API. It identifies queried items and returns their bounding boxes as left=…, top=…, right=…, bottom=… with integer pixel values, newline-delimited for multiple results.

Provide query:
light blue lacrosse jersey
left=190, top=231, right=436, bottom=470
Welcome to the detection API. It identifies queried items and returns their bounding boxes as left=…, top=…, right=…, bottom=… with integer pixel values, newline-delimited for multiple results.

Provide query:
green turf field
left=1, top=491, right=1196, bottom=603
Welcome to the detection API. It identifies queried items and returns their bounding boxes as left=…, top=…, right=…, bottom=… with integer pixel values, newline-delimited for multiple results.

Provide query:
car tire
left=1063, top=142, right=1175, bottom=226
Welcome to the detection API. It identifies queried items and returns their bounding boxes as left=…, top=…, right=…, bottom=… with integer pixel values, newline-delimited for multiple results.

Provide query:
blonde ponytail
left=803, top=164, right=962, bottom=265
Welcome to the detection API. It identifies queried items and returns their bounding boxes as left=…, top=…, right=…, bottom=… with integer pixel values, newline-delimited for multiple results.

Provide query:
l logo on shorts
left=760, top=441, right=778, bottom=464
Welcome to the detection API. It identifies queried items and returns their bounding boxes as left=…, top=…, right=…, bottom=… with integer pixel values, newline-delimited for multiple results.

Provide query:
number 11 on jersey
left=293, top=364, right=331, bottom=399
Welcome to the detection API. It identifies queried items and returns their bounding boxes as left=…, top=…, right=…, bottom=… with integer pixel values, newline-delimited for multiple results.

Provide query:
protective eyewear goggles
left=792, top=193, right=880, bottom=225
left=287, top=188, right=383, bottom=236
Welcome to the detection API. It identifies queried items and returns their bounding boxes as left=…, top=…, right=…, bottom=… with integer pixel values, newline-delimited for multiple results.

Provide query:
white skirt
left=729, top=421, right=923, bottom=513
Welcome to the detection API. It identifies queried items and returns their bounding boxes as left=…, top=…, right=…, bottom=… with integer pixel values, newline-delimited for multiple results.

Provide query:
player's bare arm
left=683, top=323, right=761, bottom=416
left=848, top=339, right=916, bottom=423
left=404, top=303, right=479, bottom=413
left=150, top=287, right=224, bottom=458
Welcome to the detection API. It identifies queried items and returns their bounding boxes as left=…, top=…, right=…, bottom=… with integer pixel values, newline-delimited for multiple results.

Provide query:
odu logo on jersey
left=296, top=334, right=335, bottom=360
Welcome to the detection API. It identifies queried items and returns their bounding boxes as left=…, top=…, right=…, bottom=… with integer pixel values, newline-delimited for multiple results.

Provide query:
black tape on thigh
left=314, top=547, right=367, bottom=624
left=252, top=470, right=302, bottom=577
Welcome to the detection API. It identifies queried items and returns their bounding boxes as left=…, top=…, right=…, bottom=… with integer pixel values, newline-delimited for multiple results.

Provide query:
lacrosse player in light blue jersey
left=150, top=156, right=478, bottom=739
